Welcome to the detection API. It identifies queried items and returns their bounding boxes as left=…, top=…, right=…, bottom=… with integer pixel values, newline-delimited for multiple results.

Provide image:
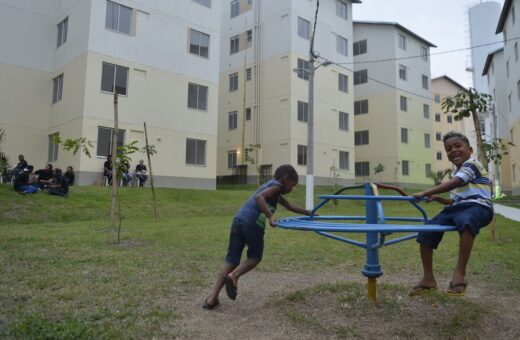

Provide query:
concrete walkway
left=494, top=203, right=520, bottom=222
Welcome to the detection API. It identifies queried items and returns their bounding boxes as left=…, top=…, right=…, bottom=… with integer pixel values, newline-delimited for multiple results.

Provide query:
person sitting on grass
left=13, top=166, right=38, bottom=194
left=47, top=168, right=69, bottom=197
left=409, top=131, right=493, bottom=297
left=203, top=164, right=311, bottom=309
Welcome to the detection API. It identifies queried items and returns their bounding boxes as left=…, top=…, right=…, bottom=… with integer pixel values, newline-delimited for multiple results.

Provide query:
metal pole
left=306, top=53, right=315, bottom=210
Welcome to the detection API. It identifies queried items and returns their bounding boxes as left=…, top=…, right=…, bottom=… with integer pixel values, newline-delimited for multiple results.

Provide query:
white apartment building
left=353, top=21, right=435, bottom=187
left=0, top=0, right=221, bottom=188
left=217, top=0, right=359, bottom=185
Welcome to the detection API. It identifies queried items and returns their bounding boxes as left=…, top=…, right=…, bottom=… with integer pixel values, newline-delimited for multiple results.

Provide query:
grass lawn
left=1, top=183, right=519, bottom=339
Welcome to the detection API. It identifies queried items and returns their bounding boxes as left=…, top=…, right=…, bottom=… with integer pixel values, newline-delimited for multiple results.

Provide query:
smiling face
left=444, top=137, right=473, bottom=168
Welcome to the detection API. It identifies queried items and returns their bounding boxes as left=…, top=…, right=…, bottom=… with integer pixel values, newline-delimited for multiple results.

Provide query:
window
left=424, top=133, right=431, bottom=148
left=401, top=128, right=408, bottom=143
left=186, top=138, right=206, bottom=166
left=355, top=130, right=369, bottom=145
left=509, top=93, right=512, bottom=111
left=189, top=29, right=210, bottom=58
left=436, top=151, right=442, bottom=160
left=339, top=111, right=349, bottom=131
left=423, top=104, right=430, bottom=119
left=297, top=145, right=307, bottom=165
left=192, top=0, right=211, bottom=8
left=338, top=73, right=348, bottom=93
left=336, top=0, right=348, bottom=20
left=228, top=150, right=237, bottom=169
left=339, top=151, right=349, bottom=170
left=400, top=95, right=407, bottom=111
left=105, top=1, right=132, bottom=34
left=398, top=33, right=406, bottom=50
left=434, top=94, right=440, bottom=103
left=355, top=162, right=369, bottom=176
left=297, top=58, right=310, bottom=80
left=247, top=29, right=252, bottom=42
left=101, top=62, right=128, bottom=95
left=402, top=160, right=409, bottom=176
left=353, top=39, right=367, bottom=55
left=515, top=42, right=519, bottom=62
left=52, top=74, right=64, bottom=103
left=436, top=132, right=441, bottom=141
left=435, top=113, right=441, bottom=122
left=230, top=35, right=239, bottom=54
left=97, top=126, right=125, bottom=157
left=57, top=17, right=68, bottom=47
left=425, top=163, right=432, bottom=177
left=229, top=72, right=238, bottom=92
left=399, top=64, right=407, bottom=81
left=246, top=68, right=252, bottom=81
left=48, top=133, right=59, bottom=162
left=188, top=82, right=208, bottom=110
left=447, top=115, right=453, bottom=123
left=507, top=60, right=510, bottom=78
left=421, top=46, right=428, bottom=61
left=298, top=17, right=310, bottom=40
left=354, top=99, right=369, bottom=115
left=230, top=0, right=239, bottom=18
left=354, top=69, right=368, bottom=85
left=422, top=75, right=429, bottom=89
left=336, top=35, right=348, bottom=56
left=298, top=101, right=308, bottom=122
left=228, top=111, right=238, bottom=130
left=246, top=107, right=251, bottom=120
left=513, top=164, right=517, bottom=183
left=517, top=80, right=520, bottom=100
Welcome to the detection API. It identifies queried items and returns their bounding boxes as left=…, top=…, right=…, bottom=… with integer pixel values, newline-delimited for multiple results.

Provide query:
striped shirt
left=450, top=158, right=492, bottom=209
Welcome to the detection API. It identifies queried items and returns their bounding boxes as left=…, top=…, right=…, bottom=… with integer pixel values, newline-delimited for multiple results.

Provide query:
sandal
left=224, top=276, right=237, bottom=300
left=447, top=281, right=468, bottom=296
left=202, top=298, right=219, bottom=310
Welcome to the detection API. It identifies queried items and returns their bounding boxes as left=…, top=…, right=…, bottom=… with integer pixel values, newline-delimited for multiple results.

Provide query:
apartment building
left=0, top=0, right=220, bottom=188
left=353, top=22, right=435, bottom=187
left=217, top=0, right=359, bottom=185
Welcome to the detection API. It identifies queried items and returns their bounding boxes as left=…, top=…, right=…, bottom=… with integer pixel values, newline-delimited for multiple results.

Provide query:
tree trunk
left=470, top=105, right=488, bottom=169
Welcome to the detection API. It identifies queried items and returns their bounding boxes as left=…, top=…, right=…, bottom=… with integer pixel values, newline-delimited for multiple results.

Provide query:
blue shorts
left=417, top=203, right=493, bottom=249
left=225, top=218, right=265, bottom=266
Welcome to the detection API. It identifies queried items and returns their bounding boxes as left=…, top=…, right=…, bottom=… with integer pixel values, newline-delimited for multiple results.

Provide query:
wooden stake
left=111, top=92, right=119, bottom=243
left=144, top=122, right=157, bottom=220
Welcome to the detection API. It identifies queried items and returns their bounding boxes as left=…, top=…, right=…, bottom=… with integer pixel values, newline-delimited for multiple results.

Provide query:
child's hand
left=411, top=192, right=426, bottom=201
left=269, top=215, right=277, bottom=228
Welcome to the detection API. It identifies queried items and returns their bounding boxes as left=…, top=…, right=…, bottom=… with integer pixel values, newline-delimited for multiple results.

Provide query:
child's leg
left=450, top=228, right=474, bottom=291
left=417, top=243, right=437, bottom=287
left=229, top=257, right=260, bottom=287
left=207, top=263, right=237, bottom=304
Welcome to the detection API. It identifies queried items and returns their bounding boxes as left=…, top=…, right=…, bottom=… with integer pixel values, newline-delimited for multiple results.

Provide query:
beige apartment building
left=217, top=0, right=359, bottom=185
left=353, top=22, right=435, bottom=187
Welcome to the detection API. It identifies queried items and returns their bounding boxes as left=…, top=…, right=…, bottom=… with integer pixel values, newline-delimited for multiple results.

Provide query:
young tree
left=0, top=128, right=10, bottom=182
left=373, top=163, right=385, bottom=183
left=427, top=169, right=451, bottom=186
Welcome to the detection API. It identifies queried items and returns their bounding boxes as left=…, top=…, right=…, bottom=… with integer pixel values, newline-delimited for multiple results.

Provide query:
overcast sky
left=352, top=0, right=505, bottom=88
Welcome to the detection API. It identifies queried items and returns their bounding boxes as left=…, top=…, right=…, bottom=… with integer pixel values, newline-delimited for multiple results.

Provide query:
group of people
left=11, top=155, right=73, bottom=196
left=103, top=156, right=148, bottom=187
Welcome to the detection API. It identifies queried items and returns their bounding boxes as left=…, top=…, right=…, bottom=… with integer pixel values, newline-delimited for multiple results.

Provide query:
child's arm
left=279, top=196, right=311, bottom=216
left=255, top=186, right=283, bottom=226
left=411, top=176, right=463, bottom=202
left=427, top=195, right=454, bottom=206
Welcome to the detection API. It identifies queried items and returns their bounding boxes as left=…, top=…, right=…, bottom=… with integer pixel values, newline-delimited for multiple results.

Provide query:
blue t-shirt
left=450, top=157, right=492, bottom=209
left=234, top=179, right=282, bottom=229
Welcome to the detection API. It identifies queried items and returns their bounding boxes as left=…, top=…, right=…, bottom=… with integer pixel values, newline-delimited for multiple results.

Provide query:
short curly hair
left=442, top=131, right=470, bottom=146
left=274, top=164, right=299, bottom=182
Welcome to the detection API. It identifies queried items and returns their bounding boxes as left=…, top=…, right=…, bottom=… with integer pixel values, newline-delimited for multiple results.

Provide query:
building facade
left=0, top=0, right=221, bottom=188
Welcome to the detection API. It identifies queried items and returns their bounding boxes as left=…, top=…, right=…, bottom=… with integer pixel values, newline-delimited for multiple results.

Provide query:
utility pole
left=306, top=48, right=315, bottom=210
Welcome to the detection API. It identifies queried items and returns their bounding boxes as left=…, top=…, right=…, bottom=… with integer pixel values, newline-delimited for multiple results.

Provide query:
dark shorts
left=225, top=218, right=265, bottom=266
left=417, top=203, right=493, bottom=249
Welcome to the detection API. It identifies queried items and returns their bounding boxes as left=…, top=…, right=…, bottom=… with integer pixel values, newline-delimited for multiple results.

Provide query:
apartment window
left=509, top=94, right=512, bottom=111
left=398, top=33, right=406, bottom=50
left=354, top=99, right=369, bottom=115
left=105, top=1, right=132, bottom=34
left=353, top=39, right=367, bottom=56
left=101, top=62, right=128, bottom=95
left=355, top=162, right=369, bottom=176
left=97, top=126, right=125, bottom=157
left=48, top=133, right=59, bottom=162
left=434, top=94, right=440, bottom=103
left=57, top=17, right=68, bottom=47
left=436, top=151, right=442, bottom=160
left=517, top=80, right=520, bottom=100
left=421, top=46, right=428, bottom=61
left=513, top=4, right=516, bottom=24
left=424, top=133, right=431, bottom=148
left=423, top=104, right=430, bottom=119
left=246, top=68, right=252, bottom=81
left=507, top=60, right=510, bottom=78
left=339, top=111, right=349, bottom=131
left=297, top=58, right=310, bottom=80
left=447, top=115, right=453, bottom=123
left=228, top=150, right=237, bottom=169
left=186, top=138, right=206, bottom=166
left=400, top=95, right=407, bottom=111
left=401, top=128, right=408, bottom=143
left=188, top=82, right=208, bottom=111
left=422, top=75, right=429, bottom=89
left=402, top=160, right=409, bottom=176
left=425, top=163, right=432, bottom=177
left=298, top=17, right=310, bottom=40
left=298, top=101, right=308, bottom=122
left=355, top=130, right=369, bottom=145
left=336, top=35, right=348, bottom=56
left=230, top=0, right=239, bottom=18
left=339, top=151, right=349, bottom=170
left=189, top=29, right=210, bottom=58
left=338, top=73, right=348, bottom=93
left=435, top=113, right=441, bottom=122
left=297, top=145, right=307, bottom=165
left=513, top=164, right=517, bottom=183
left=399, top=64, right=407, bottom=81
left=230, top=35, right=239, bottom=54
left=247, top=29, right=253, bottom=42
left=436, top=132, right=442, bottom=141
left=354, top=69, right=368, bottom=85
left=192, top=0, right=211, bottom=8
left=246, top=107, right=251, bottom=120
left=52, top=74, right=64, bottom=103
left=229, top=72, right=238, bottom=92
left=228, top=111, right=238, bottom=130
left=515, top=42, right=519, bottom=62
left=336, top=0, right=348, bottom=20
